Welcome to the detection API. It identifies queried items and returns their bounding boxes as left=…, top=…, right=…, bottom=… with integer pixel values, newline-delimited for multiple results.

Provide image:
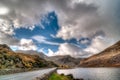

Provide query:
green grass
left=49, top=73, right=73, bottom=80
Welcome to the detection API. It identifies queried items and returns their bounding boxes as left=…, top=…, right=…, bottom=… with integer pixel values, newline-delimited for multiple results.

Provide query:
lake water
left=57, top=68, right=120, bottom=80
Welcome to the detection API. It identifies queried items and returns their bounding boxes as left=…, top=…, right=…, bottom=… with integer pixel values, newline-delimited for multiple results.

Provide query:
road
left=0, top=68, right=56, bottom=80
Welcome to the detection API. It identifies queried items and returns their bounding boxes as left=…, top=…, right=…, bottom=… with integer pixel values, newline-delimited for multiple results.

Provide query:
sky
left=0, top=0, right=120, bottom=58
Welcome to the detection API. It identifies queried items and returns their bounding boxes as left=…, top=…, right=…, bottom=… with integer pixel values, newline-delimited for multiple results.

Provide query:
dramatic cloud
left=0, top=0, right=120, bottom=57
left=85, top=35, right=112, bottom=54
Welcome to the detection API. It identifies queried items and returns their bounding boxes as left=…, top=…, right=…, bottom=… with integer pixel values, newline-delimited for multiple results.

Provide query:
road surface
left=0, top=68, right=56, bottom=80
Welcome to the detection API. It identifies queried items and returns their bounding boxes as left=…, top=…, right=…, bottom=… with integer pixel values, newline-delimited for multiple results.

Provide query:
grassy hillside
left=80, top=41, right=120, bottom=67
left=0, top=44, right=57, bottom=69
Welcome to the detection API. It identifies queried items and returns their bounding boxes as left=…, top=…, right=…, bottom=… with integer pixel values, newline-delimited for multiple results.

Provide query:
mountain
left=16, top=51, right=82, bottom=68
left=80, top=41, right=120, bottom=67
left=0, top=44, right=57, bottom=69
left=47, top=55, right=82, bottom=68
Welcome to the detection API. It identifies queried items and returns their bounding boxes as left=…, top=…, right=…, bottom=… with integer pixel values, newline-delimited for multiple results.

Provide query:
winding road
left=0, top=68, right=56, bottom=80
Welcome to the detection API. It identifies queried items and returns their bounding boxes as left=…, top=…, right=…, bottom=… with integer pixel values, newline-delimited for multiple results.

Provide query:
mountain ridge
left=47, top=55, right=82, bottom=68
left=0, top=44, right=57, bottom=69
left=80, top=40, right=120, bottom=67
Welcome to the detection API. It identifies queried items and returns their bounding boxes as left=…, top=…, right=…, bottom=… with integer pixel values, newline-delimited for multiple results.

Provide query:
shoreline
left=0, top=67, right=55, bottom=75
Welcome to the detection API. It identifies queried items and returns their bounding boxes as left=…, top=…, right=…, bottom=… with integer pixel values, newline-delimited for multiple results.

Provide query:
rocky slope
left=47, top=55, right=82, bottom=68
left=0, top=44, right=57, bottom=69
left=15, top=50, right=82, bottom=68
left=80, top=41, right=120, bottom=67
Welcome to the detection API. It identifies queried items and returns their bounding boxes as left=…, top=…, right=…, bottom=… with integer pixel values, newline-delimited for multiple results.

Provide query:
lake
left=57, top=68, right=120, bottom=80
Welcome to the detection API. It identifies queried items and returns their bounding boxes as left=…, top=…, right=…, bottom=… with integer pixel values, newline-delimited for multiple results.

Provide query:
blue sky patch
left=13, top=11, right=91, bottom=54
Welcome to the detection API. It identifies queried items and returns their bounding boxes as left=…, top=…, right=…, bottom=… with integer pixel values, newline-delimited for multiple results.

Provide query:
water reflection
left=57, top=68, right=120, bottom=80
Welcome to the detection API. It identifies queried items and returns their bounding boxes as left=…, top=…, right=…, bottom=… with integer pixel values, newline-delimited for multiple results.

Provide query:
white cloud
left=18, top=38, right=37, bottom=51
left=38, top=48, right=44, bottom=53
left=47, top=49, right=55, bottom=56
left=85, top=36, right=112, bottom=54
left=32, top=35, right=46, bottom=43
left=50, top=34, right=56, bottom=38
left=56, top=13, right=104, bottom=40
left=80, top=39, right=90, bottom=44
left=0, top=33, right=38, bottom=51
left=9, top=38, right=38, bottom=51
left=0, top=7, right=10, bottom=15
left=0, top=19, right=14, bottom=35
left=47, top=43, right=90, bottom=58
left=47, top=35, right=113, bottom=58
left=32, top=35, right=60, bottom=46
